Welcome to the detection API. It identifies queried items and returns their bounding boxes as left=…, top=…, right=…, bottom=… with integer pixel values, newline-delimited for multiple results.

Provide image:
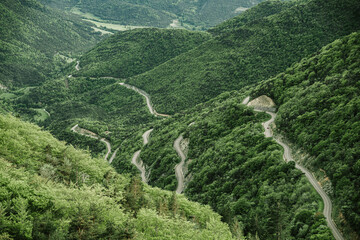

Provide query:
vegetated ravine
left=250, top=99, right=344, bottom=240
left=68, top=61, right=343, bottom=239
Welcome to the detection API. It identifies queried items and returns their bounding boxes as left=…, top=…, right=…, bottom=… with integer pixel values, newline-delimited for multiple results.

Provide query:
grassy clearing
left=70, top=7, right=146, bottom=32
left=83, top=19, right=146, bottom=31
left=91, top=27, right=113, bottom=35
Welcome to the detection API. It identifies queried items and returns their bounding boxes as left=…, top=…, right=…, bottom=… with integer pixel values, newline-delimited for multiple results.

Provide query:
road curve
left=130, top=129, right=153, bottom=183
left=119, top=83, right=170, bottom=118
left=174, top=135, right=186, bottom=194
left=142, top=129, right=153, bottom=145
left=71, top=124, right=112, bottom=162
left=109, top=148, right=119, bottom=164
left=75, top=61, right=80, bottom=71
left=259, top=110, right=344, bottom=240
left=131, top=150, right=148, bottom=183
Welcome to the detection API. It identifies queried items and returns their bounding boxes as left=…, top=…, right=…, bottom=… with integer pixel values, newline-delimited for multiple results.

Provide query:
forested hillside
left=2, top=0, right=360, bottom=239
left=0, top=114, right=234, bottom=239
left=40, top=0, right=266, bottom=29
left=113, top=90, right=333, bottom=239
left=0, top=0, right=100, bottom=87
left=3, top=28, right=211, bottom=157
left=124, top=0, right=360, bottom=114
left=77, top=28, right=211, bottom=78
left=253, top=31, right=360, bottom=238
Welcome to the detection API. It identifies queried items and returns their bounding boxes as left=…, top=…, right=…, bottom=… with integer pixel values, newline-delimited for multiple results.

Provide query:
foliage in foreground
left=0, top=114, right=234, bottom=239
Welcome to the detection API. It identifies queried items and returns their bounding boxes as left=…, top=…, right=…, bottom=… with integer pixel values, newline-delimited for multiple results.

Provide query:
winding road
left=119, top=83, right=170, bottom=117
left=130, top=129, right=154, bottom=183
left=174, top=135, right=186, bottom=194
left=142, top=129, right=153, bottom=145
left=253, top=104, right=344, bottom=240
left=75, top=61, right=80, bottom=71
left=71, top=124, right=112, bottom=163
left=131, top=150, right=148, bottom=183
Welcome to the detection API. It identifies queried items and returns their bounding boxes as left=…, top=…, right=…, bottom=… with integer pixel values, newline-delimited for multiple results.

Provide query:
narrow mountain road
left=75, top=61, right=80, bottom=71
left=131, top=150, right=148, bottom=183
left=142, top=129, right=153, bottom=145
left=254, top=106, right=344, bottom=240
left=109, top=148, right=119, bottom=164
left=130, top=129, right=154, bottom=183
left=119, top=83, right=170, bottom=117
left=71, top=124, right=112, bottom=162
left=174, top=135, right=186, bottom=194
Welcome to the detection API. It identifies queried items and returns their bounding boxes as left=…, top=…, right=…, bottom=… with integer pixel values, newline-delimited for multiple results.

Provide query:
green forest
left=39, top=0, right=266, bottom=30
left=1, top=0, right=360, bottom=239
left=77, top=28, right=211, bottom=78
left=253, top=31, right=360, bottom=238
left=0, top=114, right=234, bottom=239
left=126, top=0, right=360, bottom=115
left=0, top=0, right=101, bottom=87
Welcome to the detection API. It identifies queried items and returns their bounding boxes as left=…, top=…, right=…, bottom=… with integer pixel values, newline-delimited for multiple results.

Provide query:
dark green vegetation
left=5, top=27, right=211, bottom=158
left=40, top=0, right=265, bottom=30
left=77, top=28, right=211, bottom=78
left=115, top=90, right=333, bottom=239
left=253, top=31, right=360, bottom=238
left=0, top=0, right=102, bottom=88
left=2, top=0, right=360, bottom=238
left=126, top=0, right=360, bottom=114
left=7, top=76, right=154, bottom=158
left=0, top=114, right=234, bottom=239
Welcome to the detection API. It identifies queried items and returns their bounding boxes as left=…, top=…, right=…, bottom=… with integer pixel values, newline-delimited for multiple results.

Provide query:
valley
left=1, top=0, right=359, bottom=239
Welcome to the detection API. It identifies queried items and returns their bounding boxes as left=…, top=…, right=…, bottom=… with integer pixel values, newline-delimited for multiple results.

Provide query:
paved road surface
left=119, top=83, right=170, bottom=117
left=142, top=129, right=153, bottom=145
left=259, top=109, right=344, bottom=240
left=109, top=148, right=119, bottom=164
left=75, top=61, right=80, bottom=71
left=174, top=135, right=186, bottom=194
left=131, top=150, right=148, bottom=183
left=71, top=124, right=112, bottom=162
left=131, top=129, right=154, bottom=183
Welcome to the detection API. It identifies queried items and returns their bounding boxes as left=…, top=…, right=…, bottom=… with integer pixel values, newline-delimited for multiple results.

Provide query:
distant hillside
left=40, top=0, right=267, bottom=30
left=0, top=113, right=234, bottom=239
left=253, top=31, right=360, bottom=239
left=0, top=0, right=100, bottom=87
left=77, top=28, right=211, bottom=78
left=124, top=0, right=360, bottom=114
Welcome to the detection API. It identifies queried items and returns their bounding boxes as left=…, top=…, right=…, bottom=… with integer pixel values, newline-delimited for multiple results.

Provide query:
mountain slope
left=253, top=31, right=360, bottom=239
left=0, top=0, right=100, bottom=87
left=124, top=0, right=360, bottom=114
left=112, top=90, right=334, bottom=239
left=40, top=0, right=267, bottom=29
left=77, top=28, right=211, bottom=78
left=0, top=113, right=234, bottom=239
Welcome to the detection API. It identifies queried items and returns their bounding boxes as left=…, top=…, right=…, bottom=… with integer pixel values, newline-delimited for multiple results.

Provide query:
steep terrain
left=0, top=114, right=234, bottom=239
left=0, top=0, right=101, bottom=87
left=253, top=31, right=360, bottom=239
left=1, top=0, right=360, bottom=239
left=113, top=32, right=360, bottom=239
left=125, top=0, right=360, bottom=114
left=77, top=28, right=211, bottom=78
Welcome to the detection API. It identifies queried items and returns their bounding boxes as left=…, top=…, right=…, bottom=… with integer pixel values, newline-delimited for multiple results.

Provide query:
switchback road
left=174, top=135, right=186, bottom=194
left=255, top=106, right=344, bottom=240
